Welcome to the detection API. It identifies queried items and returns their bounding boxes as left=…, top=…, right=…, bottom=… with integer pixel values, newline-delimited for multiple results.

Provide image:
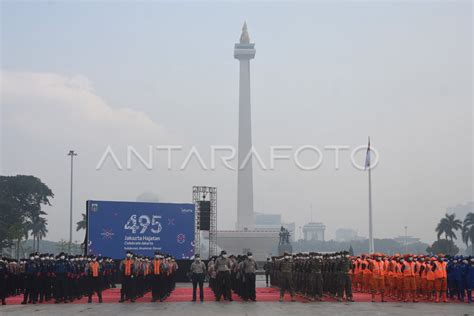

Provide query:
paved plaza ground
left=1, top=300, right=472, bottom=316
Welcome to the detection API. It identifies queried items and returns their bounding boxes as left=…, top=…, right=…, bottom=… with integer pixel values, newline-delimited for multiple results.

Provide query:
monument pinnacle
left=240, top=22, right=250, bottom=44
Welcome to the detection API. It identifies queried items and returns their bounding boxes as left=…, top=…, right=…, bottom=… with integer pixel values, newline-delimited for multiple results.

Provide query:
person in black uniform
left=263, top=258, right=271, bottom=287
left=0, top=257, right=8, bottom=305
left=21, top=253, right=39, bottom=304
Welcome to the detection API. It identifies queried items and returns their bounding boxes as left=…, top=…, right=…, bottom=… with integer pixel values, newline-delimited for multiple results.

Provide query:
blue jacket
left=54, top=259, right=69, bottom=274
left=466, top=263, right=474, bottom=289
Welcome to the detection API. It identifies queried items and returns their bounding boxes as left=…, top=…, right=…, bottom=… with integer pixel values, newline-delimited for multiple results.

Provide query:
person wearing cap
left=336, top=251, right=354, bottom=302
left=190, top=254, right=206, bottom=302
left=401, top=255, right=417, bottom=302
left=21, top=253, right=39, bottom=304
left=150, top=251, right=164, bottom=302
left=119, top=251, right=136, bottom=303
left=465, top=256, right=474, bottom=304
left=433, top=255, right=448, bottom=303
left=53, top=252, right=69, bottom=303
left=278, top=252, right=295, bottom=302
left=242, top=252, right=258, bottom=301
left=84, top=255, right=102, bottom=303
left=215, top=250, right=232, bottom=301
left=369, top=254, right=386, bottom=302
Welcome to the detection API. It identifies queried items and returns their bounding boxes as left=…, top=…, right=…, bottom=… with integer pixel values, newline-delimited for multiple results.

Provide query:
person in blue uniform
left=21, top=253, right=39, bottom=304
left=54, top=252, right=70, bottom=303
left=466, top=257, right=474, bottom=304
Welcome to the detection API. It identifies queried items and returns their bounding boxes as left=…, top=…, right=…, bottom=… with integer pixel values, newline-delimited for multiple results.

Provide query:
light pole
left=67, top=150, right=77, bottom=254
left=404, top=226, right=408, bottom=254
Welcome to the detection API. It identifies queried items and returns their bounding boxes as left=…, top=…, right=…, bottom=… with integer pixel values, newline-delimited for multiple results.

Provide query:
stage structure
left=192, top=186, right=217, bottom=258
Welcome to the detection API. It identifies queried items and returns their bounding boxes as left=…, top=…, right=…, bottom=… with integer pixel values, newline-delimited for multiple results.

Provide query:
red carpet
left=5, top=288, right=469, bottom=305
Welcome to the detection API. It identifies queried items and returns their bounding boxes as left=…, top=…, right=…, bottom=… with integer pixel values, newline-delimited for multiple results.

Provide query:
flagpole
left=368, top=161, right=374, bottom=254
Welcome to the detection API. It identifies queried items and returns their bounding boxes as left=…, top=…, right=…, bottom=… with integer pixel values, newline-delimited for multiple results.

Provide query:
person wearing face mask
left=400, top=255, right=417, bottom=302
left=215, top=250, right=232, bottom=301
left=433, top=255, right=448, bottom=303
left=53, top=252, right=69, bottom=303
left=119, top=251, right=136, bottom=303
left=278, top=252, right=295, bottom=302
left=21, top=253, right=39, bottom=304
left=466, top=257, right=474, bottom=304
left=150, top=251, right=163, bottom=302
left=242, top=252, right=258, bottom=302
left=369, top=254, right=386, bottom=302
left=85, top=255, right=103, bottom=303
left=190, top=254, right=206, bottom=302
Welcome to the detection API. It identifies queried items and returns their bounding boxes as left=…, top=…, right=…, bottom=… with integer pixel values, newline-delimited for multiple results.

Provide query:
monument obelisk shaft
left=234, top=23, right=255, bottom=231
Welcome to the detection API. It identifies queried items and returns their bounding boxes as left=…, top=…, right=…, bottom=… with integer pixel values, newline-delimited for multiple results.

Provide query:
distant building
left=335, top=228, right=359, bottom=242
left=393, top=236, right=421, bottom=245
left=255, top=213, right=281, bottom=229
left=302, top=222, right=326, bottom=241
left=217, top=230, right=278, bottom=261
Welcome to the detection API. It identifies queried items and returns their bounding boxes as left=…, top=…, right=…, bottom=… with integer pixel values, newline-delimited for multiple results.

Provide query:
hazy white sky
left=1, top=1, right=472, bottom=244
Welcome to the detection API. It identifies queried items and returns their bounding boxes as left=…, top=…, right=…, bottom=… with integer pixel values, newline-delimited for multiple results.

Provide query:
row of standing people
left=0, top=250, right=179, bottom=305
left=270, top=251, right=353, bottom=302
left=353, top=253, right=474, bottom=303
left=190, top=250, right=258, bottom=302
left=0, top=252, right=116, bottom=305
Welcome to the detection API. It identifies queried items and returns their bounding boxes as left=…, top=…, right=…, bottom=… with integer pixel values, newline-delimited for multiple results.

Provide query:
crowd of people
left=0, top=250, right=178, bottom=305
left=268, top=251, right=474, bottom=304
left=2, top=249, right=474, bottom=305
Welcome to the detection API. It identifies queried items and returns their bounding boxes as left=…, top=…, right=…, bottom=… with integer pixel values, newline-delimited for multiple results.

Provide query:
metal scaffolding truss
left=192, top=186, right=217, bottom=258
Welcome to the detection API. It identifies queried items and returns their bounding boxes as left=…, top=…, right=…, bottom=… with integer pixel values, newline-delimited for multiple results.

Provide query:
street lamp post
left=67, top=150, right=77, bottom=254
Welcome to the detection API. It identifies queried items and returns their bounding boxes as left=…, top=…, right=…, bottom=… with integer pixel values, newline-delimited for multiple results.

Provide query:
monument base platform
left=278, top=244, right=293, bottom=256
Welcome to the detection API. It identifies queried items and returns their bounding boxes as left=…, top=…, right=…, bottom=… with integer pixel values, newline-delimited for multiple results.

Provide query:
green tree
left=76, top=213, right=87, bottom=231
left=436, top=213, right=462, bottom=241
left=462, top=212, right=474, bottom=255
left=426, top=239, right=459, bottom=256
left=0, top=175, right=54, bottom=252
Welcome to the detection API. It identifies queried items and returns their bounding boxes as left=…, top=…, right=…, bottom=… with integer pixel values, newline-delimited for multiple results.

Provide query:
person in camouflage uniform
left=279, top=252, right=296, bottom=302
left=337, top=251, right=354, bottom=302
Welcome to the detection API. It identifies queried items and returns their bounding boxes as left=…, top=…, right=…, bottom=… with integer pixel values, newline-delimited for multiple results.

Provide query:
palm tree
left=76, top=213, right=87, bottom=231
left=436, top=213, right=462, bottom=240
left=30, top=215, right=48, bottom=252
left=462, top=213, right=474, bottom=255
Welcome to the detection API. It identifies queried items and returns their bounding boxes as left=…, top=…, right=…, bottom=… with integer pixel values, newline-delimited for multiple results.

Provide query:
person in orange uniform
left=151, top=251, right=163, bottom=302
left=86, top=255, right=103, bottom=303
left=354, top=256, right=363, bottom=292
left=425, top=257, right=436, bottom=301
left=433, top=255, right=448, bottom=303
left=414, top=256, right=423, bottom=300
left=369, top=254, right=386, bottom=302
left=418, top=257, right=428, bottom=300
left=362, top=255, right=372, bottom=293
left=119, top=251, right=136, bottom=303
left=401, top=255, right=417, bottom=302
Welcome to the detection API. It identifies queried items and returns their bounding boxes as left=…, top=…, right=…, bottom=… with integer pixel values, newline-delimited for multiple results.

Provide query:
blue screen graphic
left=87, top=200, right=195, bottom=259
